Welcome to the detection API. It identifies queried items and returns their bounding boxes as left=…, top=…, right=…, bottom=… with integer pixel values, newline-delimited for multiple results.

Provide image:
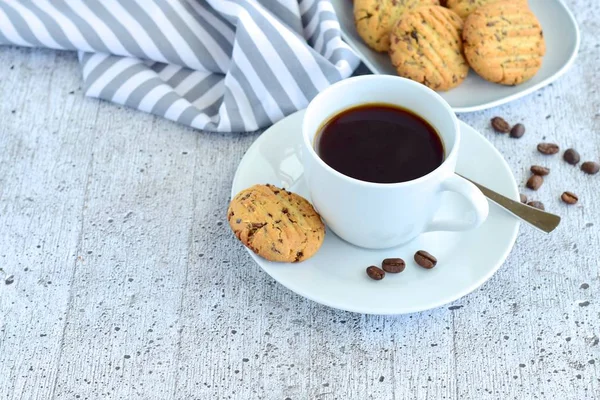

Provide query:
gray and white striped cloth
left=0, top=0, right=360, bottom=132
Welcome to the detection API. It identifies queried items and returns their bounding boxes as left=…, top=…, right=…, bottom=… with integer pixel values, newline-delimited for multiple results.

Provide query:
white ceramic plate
left=231, top=110, right=520, bottom=314
left=331, top=0, right=580, bottom=112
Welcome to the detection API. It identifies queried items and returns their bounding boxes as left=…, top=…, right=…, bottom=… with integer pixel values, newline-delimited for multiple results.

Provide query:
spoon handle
left=457, top=174, right=561, bottom=233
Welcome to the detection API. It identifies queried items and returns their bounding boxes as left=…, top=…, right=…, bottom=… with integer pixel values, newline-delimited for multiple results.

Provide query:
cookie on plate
left=463, top=1, right=545, bottom=85
left=446, top=0, right=528, bottom=20
left=389, top=6, right=468, bottom=91
left=227, top=184, right=325, bottom=263
left=354, top=0, right=439, bottom=52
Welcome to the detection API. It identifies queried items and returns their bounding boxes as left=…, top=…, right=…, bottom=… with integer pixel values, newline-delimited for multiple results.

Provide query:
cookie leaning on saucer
left=354, top=0, right=439, bottom=53
left=389, top=6, right=468, bottom=91
left=227, top=184, right=325, bottom=263
left=446, top=0, right=528, bottom=20
left=463, top=1, right=545, bottom=85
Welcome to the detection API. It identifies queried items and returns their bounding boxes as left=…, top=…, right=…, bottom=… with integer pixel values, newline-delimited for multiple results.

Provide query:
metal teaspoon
left=458, top=173, right=561, bottom=233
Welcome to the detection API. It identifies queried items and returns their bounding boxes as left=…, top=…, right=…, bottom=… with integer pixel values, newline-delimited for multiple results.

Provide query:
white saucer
left=330, top=0, right=580, bottom=112
left=231, top=110, right=519, bottom=314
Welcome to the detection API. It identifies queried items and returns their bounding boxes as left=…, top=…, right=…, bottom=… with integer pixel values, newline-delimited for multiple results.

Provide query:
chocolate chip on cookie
left=227, top=184, right=325, bottom=263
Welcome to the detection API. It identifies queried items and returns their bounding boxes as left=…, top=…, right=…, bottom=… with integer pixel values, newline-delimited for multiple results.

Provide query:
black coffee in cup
left=316, top=103, right=444, bottom=184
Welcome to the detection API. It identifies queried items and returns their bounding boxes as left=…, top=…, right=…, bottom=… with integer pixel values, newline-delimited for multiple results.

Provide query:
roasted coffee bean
left=526, top=175, right=543, bottom=190
left=520, top=193, right=528, bottom=204
left=563, top=148, right=580, bottom=165
left=561, top=191, right=578, bottom=205
left=527, top=201, right=545, bottom=210
left=414, top=250, right=437, bottom=269
left=581, top=161, right=600, bottom=175
left=510, top=123, right=526, bottom=138
left=366, top=266, right=385, bottom=280
left=530, top=165, right=550, bottom=176
left=491, top=117, right=510, bottom=133
left=537, top=143, right=560, bottom=155
left=382, top=258, right=405, bottom=273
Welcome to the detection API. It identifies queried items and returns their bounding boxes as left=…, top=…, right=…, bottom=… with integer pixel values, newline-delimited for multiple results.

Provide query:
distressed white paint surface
left=0, top=1, right=598, bottom=398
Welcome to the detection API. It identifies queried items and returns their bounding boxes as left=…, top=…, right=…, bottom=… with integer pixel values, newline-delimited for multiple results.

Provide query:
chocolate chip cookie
left=462, top=1, right=545, bottom=85
left=354, top=0, right=439, bottom=52
left=227, top=184, right=325, bottom=263
left=389, top=5, right=468, bottom=91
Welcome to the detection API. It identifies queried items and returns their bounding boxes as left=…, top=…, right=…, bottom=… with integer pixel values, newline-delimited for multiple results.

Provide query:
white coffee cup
left=302, top=75, right=489, bottom=249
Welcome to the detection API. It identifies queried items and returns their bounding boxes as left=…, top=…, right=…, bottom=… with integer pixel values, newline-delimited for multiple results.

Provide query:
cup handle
left=424, top=174, right=489, bottom=233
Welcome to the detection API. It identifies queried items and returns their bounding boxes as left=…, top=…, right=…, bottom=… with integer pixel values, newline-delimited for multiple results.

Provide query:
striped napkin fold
left=0, top=0, right=360, bottom=132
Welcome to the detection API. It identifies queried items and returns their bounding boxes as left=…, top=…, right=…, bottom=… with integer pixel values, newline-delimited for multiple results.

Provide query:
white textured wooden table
left=1, top=2, right=598, bottom=398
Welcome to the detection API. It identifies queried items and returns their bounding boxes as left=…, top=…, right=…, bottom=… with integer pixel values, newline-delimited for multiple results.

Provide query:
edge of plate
left=230, top=112, right=302, bottom=199
left=339, top=0, right=581, bottom=114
